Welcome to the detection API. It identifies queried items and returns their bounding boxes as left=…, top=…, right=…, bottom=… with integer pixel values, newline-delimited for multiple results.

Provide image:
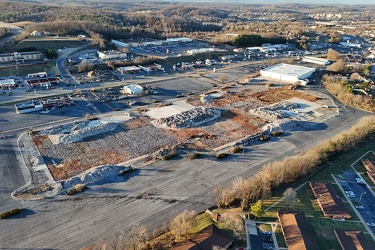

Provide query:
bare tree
left=124, top=223, right=147, bottom=250
left=213, top=185, right=235, bottom=208
left=327, top=49, right=342, bottom=61
left=77, top=61, right=94, bottom=72
left=327, top=59, right=345, bottom=72
left=283, top=188, right=297, bottom=209
left=231, top=177, right=251, bottom=210
left=170, top=210, right=196, bottom=242
left=220, top=212, right=245, bottom=239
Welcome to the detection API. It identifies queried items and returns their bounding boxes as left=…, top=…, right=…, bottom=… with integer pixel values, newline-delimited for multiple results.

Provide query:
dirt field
left=9, top=37, right=89, bottom=52
left=33, top=118, right=177, bottom=180
left=32, top=85, right=320, bottom=180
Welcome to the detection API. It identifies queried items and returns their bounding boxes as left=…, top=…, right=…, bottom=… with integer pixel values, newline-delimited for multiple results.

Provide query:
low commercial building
left=362, top=159, right=375, bottom=184
left=0, top=79, right=16, bottom=89
left=0, top=51, right=43, bottom=63
left=260, top=63, right=316, bottom=84
left=138, top=63, right=162, bottom=72
left=122, top=84, right=143, bottom=95
left=26, top=77, right=60, bottom=88
left=310, top=181, right=351, bottom=220
left=15, top=100, right=43, bottom=114
left=117, top=66, right=141, bottom=74
left=111, top=39, right=163, bottom=48
left=27, top=72, right=47, bottom=78
left=278, top=209, right=319, bottom=250
left=334, top=229, right=373, bottom=250
left=98, top=50, right=127, bottom=60
left=303, top=56, right=331, bottom=65
left=164, top=37, right=193, bottom=44
left=186, top=48, right=215, bottom=55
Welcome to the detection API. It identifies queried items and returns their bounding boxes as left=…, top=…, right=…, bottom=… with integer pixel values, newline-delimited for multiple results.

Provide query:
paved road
left=56, top=48, right=83, bottom=85
left=0, top=98, right=371, bottom=248
left=0, top=136, right=25, bottom=213
left=343, top=170, right=375, bottom=233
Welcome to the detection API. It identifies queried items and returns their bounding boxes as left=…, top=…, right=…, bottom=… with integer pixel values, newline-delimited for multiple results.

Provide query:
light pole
left=360, top=192, right=366, bottom=202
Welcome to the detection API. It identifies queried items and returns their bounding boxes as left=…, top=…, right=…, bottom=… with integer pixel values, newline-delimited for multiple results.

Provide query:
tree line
left=0, top=27, right=11, bottom=39
left=322, top=75, right=375, bottom=112
left=215, top=115, right=375, bottom=210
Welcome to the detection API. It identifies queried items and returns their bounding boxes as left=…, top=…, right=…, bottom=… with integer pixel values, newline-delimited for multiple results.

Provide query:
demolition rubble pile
left=60, top=165, right=132, bottom=190
left=154, top=107, right=221, bottom=129
left=39, top=120, right=118, bottom=144
left=249, top=101, right=299, bottom=119
left=262, top=119, right=302, bottom=133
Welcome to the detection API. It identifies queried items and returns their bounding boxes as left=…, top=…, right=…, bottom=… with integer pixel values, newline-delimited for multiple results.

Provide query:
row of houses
left=278, top=209, right=372, bottom=250
left=276, top=181, right=371, bottom=250
left=362, top=159, right=375, bottom=184
left=310, top=181, right=352, bottom=220
left=0, top=51, right=43, bottom=63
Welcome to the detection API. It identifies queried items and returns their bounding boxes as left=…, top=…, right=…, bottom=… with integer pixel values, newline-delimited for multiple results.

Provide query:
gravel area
left=33, top=118, right=177, bottom=180
left=153, top=107, right=221, bottom=129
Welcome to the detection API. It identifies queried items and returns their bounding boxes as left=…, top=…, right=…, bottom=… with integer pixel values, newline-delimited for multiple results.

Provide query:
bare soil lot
left=33, top=118, right=177, bottom=180
left=31, top=85, right=320, bottom=181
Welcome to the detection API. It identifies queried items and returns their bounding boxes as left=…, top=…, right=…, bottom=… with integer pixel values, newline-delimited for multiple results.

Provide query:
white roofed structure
left=0, top=79, right=16, bottom=89
left=303, top=56, right=331, bottom=65
left=260, top=64, right=316, bottom=84
left=122, top=84, right=143, bottom=95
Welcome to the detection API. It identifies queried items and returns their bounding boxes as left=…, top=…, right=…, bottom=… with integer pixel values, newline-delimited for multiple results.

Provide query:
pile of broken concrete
left=249, top=101, right=299, bottom=119
left=155, top=107, right=221, bottom=129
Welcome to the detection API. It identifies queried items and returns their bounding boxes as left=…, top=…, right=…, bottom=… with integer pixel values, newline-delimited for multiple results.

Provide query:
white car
left=355, top=205, right=364, bottom=209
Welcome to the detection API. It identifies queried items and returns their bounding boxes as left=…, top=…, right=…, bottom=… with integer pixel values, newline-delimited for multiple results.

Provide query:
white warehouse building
left=260, top=64, right=316, bottom=85
left=302, top=56, right=331, bottom=66
left=98, top=50, right=127, bottom=60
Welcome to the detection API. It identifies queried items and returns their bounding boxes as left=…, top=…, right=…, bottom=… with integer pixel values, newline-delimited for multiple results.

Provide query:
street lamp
left=360, top=192, right=366, bottom=202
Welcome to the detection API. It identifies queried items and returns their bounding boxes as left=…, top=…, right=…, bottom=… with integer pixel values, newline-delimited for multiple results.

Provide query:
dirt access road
left=0, top=22, right=24, bottom=49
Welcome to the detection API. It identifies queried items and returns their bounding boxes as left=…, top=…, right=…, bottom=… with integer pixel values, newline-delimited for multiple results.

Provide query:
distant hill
left=5, top=0, right=375, bottom=5
left=174, top=0, right=373, bottom=4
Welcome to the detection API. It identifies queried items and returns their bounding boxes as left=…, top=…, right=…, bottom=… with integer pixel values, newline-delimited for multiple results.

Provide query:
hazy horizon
left=175, top=0, right=374, bottom=4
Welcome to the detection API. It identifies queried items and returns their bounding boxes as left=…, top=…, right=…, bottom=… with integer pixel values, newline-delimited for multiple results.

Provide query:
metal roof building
left=303, top=56, right=331, bottom=65
left=260, top=63, right=316, bottom=84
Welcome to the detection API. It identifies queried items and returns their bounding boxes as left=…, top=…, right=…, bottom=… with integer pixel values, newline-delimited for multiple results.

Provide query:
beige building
left=0, top=51, right=43, bottom=63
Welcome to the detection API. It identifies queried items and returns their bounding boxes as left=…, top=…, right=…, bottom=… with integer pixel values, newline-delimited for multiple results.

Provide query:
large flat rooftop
left=260, top=63, right=316, bottom=79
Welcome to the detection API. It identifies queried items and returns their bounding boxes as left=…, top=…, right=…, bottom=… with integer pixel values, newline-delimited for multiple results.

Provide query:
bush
left=259, top=135, right=270, bottom=141
left=187, top=153, right=200, bottom=160
left=231, top=146, right=243, bottom=153
left=216, top=152, right=229, bottom=159
left=162, top=153, right=177, bottom=160
left=66, top=184, right=86, bottom=195
left=271, top=131, right=283, bottom=136
left=84, top=114, right=98, bottom=121
left=0, top=208, right=22, bottom=219
left=118, top=166, right=135, bottom=176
